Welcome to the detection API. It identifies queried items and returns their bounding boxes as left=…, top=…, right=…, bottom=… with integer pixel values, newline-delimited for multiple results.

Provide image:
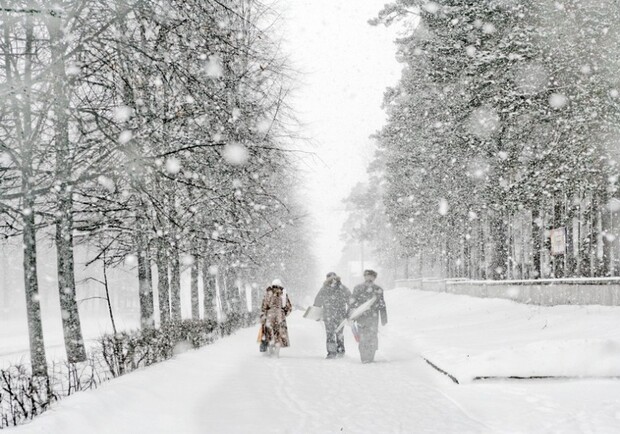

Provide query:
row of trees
left=349, top=0, right=620, bottom=282
left=0, top=0, right=314, bottom=377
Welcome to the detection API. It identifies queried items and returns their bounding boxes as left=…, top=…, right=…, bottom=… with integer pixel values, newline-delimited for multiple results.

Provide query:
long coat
left=261, top=285, right=293, bottom=347
left=313, top=280, right=351, bottom=324
left=350, top=282, right=387, bottom=360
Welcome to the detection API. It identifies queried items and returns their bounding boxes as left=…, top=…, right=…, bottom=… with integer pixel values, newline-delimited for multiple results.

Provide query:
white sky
left=281, top=0, right=402, bottom=275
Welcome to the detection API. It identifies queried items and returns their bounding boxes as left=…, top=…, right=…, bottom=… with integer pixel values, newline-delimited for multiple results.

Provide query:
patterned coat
left=260, top=285, right=293, bottom=347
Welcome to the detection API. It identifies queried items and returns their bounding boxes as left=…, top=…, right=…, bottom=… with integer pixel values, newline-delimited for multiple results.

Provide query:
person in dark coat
left=349, top=269, right=387, bottom=363
left=313, top=272, right=351, bottom=359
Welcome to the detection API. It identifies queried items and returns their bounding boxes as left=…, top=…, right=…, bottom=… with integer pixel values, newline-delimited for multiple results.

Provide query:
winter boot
left=360, top=347, right=375, bottom=364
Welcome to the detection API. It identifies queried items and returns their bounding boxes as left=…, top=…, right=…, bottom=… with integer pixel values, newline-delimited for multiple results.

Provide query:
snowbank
left=392, top=289, right=620, bottom=381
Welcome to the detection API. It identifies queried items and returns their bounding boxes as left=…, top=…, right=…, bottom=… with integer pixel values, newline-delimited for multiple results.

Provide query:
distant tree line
left=0, top=0, right=315, bottom=377
left=349, top=0, right=620, bottom=282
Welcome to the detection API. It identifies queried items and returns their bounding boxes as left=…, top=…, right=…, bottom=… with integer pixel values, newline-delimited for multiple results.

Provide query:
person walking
left=349, top=269, right=387, bottom=363
left=313, top=272, right=351, bottom=359
left=260, top=279, right=293, bottom=358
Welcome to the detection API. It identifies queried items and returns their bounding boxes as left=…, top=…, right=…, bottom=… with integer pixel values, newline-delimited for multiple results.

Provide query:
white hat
left=271, top=279, right=283, bottom=287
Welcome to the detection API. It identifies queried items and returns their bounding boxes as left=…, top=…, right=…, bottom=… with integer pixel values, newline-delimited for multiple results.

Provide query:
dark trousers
left=325, top=320, right=345, bottom=355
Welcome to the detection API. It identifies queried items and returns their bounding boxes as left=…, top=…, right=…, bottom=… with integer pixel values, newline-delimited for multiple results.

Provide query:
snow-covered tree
left=370, top=0, right=620, bottom=279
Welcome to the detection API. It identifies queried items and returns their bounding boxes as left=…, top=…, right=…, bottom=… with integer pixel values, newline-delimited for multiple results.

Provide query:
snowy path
left=10, top=289, right=620, bottom=433
left=199, top=315, right=487, bottom=433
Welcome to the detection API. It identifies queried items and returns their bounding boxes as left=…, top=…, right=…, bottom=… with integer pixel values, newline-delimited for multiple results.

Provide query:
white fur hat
left=271, top=278, right=283, bottom=287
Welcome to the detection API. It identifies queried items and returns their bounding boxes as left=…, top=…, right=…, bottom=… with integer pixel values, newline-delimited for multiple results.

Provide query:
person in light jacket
left=260, top=279, right=292, bottom=358
left=313, top=272, right=351, bottom=359
left=349, top=269, right=387, bottom=363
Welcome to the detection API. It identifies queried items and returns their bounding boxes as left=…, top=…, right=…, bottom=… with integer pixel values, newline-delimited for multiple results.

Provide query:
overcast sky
left=281, top=0, right=402, bottom=279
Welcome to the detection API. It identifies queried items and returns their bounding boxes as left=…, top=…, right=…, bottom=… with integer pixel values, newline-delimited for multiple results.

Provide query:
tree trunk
left=156, top=237, right=170, bottom=323
left=532, top=206, right=542, bottom=279
left=190, top=257, right=200, bottom=320
left=221, top=268, right=231, bottom=313
left=404, top=256, right=409, bottom=279
left=169, top=194, right=182, bottom=321
left=520, top=212, right=526, bottom=279
left=601, top=192, right=612, bottom=277
left=5, top=16, right=48, bottom=376
left=591, top=194, right=601, bottom=276
left=578, top=194, right=592, bottom=276
left=507, top=213, right=514, bottom=280
left=576, top=193, right=583, bottom=276
left=202, top=260, right=217, bottom=321
left=170, top=243, right=182, bottom=321
left=22, top=203, right=48, bottom=377
left=418, top=251, right=424, bottom=281
left=490, top=210, right=508, bottom=280
left=464, top=237, right=471, bottom=279
left=55, top=206, right=87, bottom=362
left=478, top=216, right=486, bottom=279
left=552, top=194, right=564, bottom=278
left=102, top=252, right=117, bottom=335
left=137, top=217, right=154, bottom=328
left=48, top=14, right=87, bottom=363
left=565, top=201, right=578, bottom=277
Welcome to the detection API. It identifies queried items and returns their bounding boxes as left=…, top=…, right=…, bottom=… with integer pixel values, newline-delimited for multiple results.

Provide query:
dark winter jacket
left=313, top=280, right=351, bottom=323
left=350, top=283, right=387, bottom=326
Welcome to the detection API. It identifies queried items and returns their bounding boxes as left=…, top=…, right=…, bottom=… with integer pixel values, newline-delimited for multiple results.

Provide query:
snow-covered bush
left=1, top=315, right=257, bottom=428
left=0, top=365, right=56, bottom=428
left=99, top=319, right=224, bottom=378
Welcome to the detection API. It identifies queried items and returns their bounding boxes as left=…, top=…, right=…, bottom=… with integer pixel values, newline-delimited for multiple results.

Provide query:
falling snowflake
left=66, top=63, right=81, bottom=76
left=97, top=175, right=115, bottom=192
left=232, top=108, right=241, bottom=122
left=422, top=2, right=439, bottom=13
left=549, top=93, right=568, bottom=109
left=438, top=198, right=449, bottom=215
left=125, top=254, right=138, bottom=266
left=256, top=118, right=271, bottom=133
left=223, top=143, right=249, bottom=165
left=482, top=23, right=496, bottom=34
left=119, top=130, right=133, bottom=144
left=513, top=63, right=548, bottom=94
left=114, top=106, right=133, bottom=123
left=205, top=55, right=223, bottom=78
left=166, top=157, right=181, bottom=174
left=0, top=152, right=11, bottom=166
left=181, top=254, right=195, bottom=266
left=467, top=106, right=500, bottom=138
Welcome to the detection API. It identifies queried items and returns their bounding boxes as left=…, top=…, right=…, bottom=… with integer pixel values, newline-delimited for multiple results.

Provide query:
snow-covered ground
left=8, top=288, right=620, bottom=433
